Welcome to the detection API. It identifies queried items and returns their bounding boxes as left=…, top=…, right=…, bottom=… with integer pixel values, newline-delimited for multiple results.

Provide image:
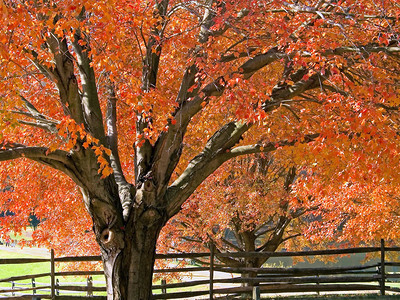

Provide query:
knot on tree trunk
left=101, top=228, right=114, bottom=244
left=99, top=226, right=125, bottom=254
left=89, top=197, right=125, bottom=253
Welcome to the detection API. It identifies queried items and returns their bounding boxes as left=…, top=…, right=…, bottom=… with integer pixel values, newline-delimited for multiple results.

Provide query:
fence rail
left=1, top=239, right=400, bottom=299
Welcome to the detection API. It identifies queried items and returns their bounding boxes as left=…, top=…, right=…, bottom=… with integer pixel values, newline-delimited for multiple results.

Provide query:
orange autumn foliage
left=158, top=154, right=318, bottom=264
left=0, top=0, right=399, bottom=297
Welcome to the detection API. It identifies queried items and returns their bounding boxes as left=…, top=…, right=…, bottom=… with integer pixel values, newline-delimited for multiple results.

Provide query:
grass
left=269, top=295, right=400, bottom=299
left=0, top=249, right=51, bottom=296
left=0, top=249, right=50, bottom=279
left=0, top=249, right=105, bottom=297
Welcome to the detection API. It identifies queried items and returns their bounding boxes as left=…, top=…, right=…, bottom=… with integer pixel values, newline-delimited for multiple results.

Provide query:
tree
left=159, top=154, right=318, bottom=287
left=0, top=0, right=399, bottom=299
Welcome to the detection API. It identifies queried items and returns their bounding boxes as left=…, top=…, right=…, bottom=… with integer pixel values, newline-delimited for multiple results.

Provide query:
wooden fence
left=1, top=240, right=400, bottom=299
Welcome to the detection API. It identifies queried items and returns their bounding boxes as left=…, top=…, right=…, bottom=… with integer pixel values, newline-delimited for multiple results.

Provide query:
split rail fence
left=1, top=240, right=400, bottom=299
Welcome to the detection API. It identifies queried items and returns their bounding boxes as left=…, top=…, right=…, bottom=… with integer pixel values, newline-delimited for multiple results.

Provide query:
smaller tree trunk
left=240, top=258, right=260, bottom=300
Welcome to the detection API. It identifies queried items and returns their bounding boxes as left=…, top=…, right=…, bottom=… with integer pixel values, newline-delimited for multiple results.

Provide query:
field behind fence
left=1, top=240, right=400, bottom=299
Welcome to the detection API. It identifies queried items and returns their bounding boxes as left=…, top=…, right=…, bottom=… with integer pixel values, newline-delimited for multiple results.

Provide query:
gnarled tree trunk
left=83, top=176, right=168, bottom=300
left=105, top=219, right=164, bottom=300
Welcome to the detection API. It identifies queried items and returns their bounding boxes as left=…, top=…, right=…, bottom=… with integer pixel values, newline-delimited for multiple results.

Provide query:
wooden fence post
left=87, top=276, right=93, bottom=296
left=252, top=286, right=260, bottom=300
left=380, top=239, right=385, bottom=295
left=51, top=249, right=55, bottom=300
left=32, top=278, right=36, bottom=295
left=161, top=279, right=167, bottom=294
left=209, top=244, right=214, bottom=300
left=56, top=279, right=60, bottom=296
left=11, top=281, right=15, bottom=296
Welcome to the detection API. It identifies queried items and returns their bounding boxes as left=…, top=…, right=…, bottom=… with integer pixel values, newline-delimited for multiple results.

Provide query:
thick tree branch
left=135, top=0, right=170, bottom=184
left=268, top=72, right=326, bottom=106
left=0, top=143, right=82, bottom=185
left=239, top=47, right=285, bottom=79
left=232, top=217, right=244, bottom=249
left=150, top=64, right=203, bottom=191
left=284, top=166, right=296, bottom=192
left=72, top=29, right=106, bottom=145
left=199, top=1, right=250, bottom=43
left=106, top=80, right=134, bottom=220
left=175, top=64, right=200, bottom=106
left=134, top=118, right=154, bottom=185
left=230, top=133, right=320, bottom=157
left=207, top=236, right=243, bottom=267
left=221, top=236, right=243, bottom=253
left=165, top=121, right=250, bottom=216
left=151, top=96, right=206, bottom=196
left=220, top=46, right=258, bottom=63
left=322, top=46, right=400, bottom=56
left=0, top=143, right=66, bottom=162
left=281, top=233, right=302, bottom=243
left=141, top=0, right=170, bottom=90
left=27, top=51, right=58, bottom=83
left=213, top=251, right=242, bottom=268
left=257, top=217, right=290, bottom=253
left=181, top=236, right=203, bottom=244
left=46, top=33, right=85, bottom=125
left=106, top=82, right=126, bottom=182
left=255, top=225, right=277, bottom=239
left=376, top=103, right=400, bottom=111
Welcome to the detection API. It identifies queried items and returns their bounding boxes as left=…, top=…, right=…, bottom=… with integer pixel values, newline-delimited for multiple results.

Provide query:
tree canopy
left=0, top=0, right=399, bottom=299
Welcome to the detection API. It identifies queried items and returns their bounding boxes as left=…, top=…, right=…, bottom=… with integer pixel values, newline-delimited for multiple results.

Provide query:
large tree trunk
left=101, top=218, right=164, bottom=300
left=84, top=176, right=166, bottom=300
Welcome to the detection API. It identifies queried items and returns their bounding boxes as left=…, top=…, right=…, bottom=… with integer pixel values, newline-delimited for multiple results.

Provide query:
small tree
left=159, top=155, right=318, bottom=283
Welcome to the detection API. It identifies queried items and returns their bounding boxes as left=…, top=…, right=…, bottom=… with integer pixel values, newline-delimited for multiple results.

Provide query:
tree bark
left=98, top=205, right=165, bottom=300
left=75, top=156, right=167, bottom=300
left=121, top=221, right=163, bottom=300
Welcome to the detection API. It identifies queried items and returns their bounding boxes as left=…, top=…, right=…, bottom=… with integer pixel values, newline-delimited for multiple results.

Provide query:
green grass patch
left=0, top=249, right=51, bottom=296
left=0, top=249, right=106, bottom=297
left=0, top=249, right=51, bottom=279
